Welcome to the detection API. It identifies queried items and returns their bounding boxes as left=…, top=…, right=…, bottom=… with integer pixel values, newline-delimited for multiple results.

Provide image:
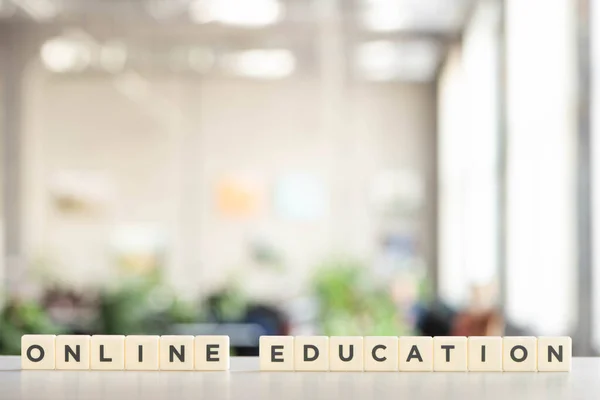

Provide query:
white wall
left=590, top=0, right=600, bottom=349
left=0, top=62, right=4, bottom=296
left=21, top=65, right=436, bottom=299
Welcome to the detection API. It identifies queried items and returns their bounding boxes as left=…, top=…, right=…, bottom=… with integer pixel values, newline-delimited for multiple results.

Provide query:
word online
left=21, top=335, right=230, bottom=370
left=259, top=336, right=571, bottom=372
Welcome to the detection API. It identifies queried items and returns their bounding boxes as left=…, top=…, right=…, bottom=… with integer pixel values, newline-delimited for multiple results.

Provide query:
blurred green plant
left=96, top=269, right=199, bottom=335
left=312, top=258, right=409, bottom=336
left=203, top=283, right=248, bottom=323
left=0, top=299, right=64, bottom=355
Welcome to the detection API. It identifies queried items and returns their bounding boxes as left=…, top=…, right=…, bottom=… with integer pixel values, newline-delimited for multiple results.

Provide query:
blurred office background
left=0, top=0, right=596, bottom=355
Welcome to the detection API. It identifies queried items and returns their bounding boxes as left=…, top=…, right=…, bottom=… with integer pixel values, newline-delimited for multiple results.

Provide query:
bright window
left=438, top=0, right=500, bottom=308
left=505, top=0, right=576, bottom=335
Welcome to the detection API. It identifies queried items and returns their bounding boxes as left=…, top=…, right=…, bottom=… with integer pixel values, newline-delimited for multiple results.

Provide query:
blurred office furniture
left=415, top=297, right=530, bottom=338
left=172, top=290, right=289, bottom=356
left=414, top=300, right=454, bottom=337
left=451, top=310, right=503, bottom=336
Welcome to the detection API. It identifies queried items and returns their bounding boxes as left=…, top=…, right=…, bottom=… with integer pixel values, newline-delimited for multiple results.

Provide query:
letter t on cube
left=260, top=336, right=294, bottom=371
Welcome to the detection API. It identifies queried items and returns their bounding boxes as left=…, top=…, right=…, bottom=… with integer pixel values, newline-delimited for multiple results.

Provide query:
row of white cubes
left=21, top=335, right=230, bottom=370
left=21, top=335, right=571, bottom=372
left=259, top=336, right=572, bottom=372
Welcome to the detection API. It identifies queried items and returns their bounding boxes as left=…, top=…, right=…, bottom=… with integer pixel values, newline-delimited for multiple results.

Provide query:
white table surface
left=0, top=356, right=596, bottom=400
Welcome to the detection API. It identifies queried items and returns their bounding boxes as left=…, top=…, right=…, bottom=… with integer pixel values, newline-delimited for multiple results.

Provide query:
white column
left=1, top=25, right=26, bottom=296
left=505, top=0, right=577, bottom=335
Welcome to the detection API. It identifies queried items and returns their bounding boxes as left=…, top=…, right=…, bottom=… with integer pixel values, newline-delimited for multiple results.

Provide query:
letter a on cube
left=399, top=336, right=433, bottom=371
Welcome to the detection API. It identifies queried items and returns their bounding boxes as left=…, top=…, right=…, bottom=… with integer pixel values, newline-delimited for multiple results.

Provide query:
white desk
left=0, top=356, right=595, bottom=399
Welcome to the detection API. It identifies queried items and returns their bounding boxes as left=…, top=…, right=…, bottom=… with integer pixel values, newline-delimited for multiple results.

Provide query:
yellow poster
left=216, top=174, right=264, bottom=218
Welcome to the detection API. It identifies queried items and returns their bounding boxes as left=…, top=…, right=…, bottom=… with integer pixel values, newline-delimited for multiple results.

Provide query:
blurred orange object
left=451, top=310, right=504, bottom=336
left=216, top=174, right=264, bottom=218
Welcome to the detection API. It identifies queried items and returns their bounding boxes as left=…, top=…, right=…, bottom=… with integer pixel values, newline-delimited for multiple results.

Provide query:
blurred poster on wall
left=274, top=173, right=327, bottom=221
left=49, top=170, right=116, bottom=216
left=370, top=169, right=424, bottom=218
left=215, top=173, right=264, bottom=219
left=111, top=224, right=166, bottom=275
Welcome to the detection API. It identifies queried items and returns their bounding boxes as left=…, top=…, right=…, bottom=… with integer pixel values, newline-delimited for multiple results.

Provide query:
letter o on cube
left=21, top=335, right=56, bottom=370
left=503, top=337, right=537, bottom=372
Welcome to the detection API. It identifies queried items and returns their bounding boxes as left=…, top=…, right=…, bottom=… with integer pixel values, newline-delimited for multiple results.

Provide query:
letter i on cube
left=125, top=336, right=160, bottom=370
left=468, top=336, right=503, bottom=371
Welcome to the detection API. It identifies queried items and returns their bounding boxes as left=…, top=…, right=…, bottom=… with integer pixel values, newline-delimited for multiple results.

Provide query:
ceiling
left=0, top=0, right=476, bottom=81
